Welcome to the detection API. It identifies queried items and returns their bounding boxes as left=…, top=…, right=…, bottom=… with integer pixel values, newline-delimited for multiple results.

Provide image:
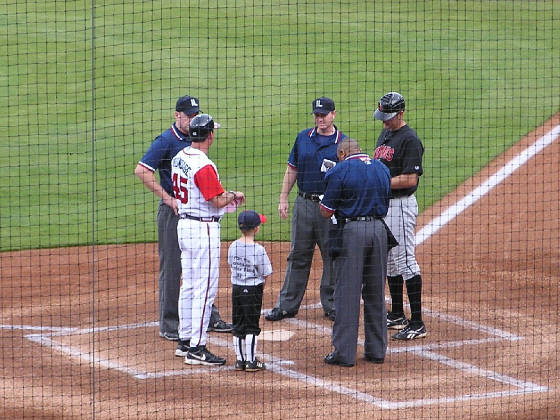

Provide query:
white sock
left=233, top=336, right=245, bottom=361
left=245, top=334, right=256, bottom=362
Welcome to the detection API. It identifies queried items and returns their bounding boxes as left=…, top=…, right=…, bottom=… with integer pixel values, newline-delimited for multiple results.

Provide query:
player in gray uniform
left=228, top=210, right=272, bottom=372
left=372, top=91, right=427, bottom=340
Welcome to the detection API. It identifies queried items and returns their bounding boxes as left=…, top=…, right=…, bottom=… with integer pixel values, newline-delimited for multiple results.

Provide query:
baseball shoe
left=364, top=355, right=384, bottom=364
left=235, top=360, right=246, bottom=371
left=245, top=358, right=266, bottom=372
left=387, top=312, right=409, bottom=330
left=265, top=308, right=296, bottom=321
left=391, top=322, right=427, bottom=341
left=159, top=331, right=179, bottom=341
left=207, top=319, right=233, bottom=333
left=175, top=339, right=191, bottom=357
left=324, top=351, right=354, bottom=367
left=185, top=345, right=226, bottom=366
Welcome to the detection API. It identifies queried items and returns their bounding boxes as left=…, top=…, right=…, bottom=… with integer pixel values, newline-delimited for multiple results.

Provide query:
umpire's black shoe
left=265, top=308, right=296, bottom=321
left=159, top=331, right=179, bottom=341
left=175, top=339, right=191, bottom=357
left=325, top=310, right=336, bottom=321
left=207, top=319, right=233, bottom=333
left=364, top=354, right=384, bottom=364
left=324, top=352, right=354, bottom=367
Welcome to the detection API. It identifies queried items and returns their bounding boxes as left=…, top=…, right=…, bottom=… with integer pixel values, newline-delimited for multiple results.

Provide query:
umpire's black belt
left=341, top=216, right=380, bottom=223
left=298, top=191, right=321, bottom=202
left=179, top=214, right=222, bottom=223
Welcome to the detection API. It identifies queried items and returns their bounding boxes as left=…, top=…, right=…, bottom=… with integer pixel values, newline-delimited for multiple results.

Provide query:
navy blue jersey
left=287, top=126, right=345, bottom=194
left=373, top=124, right=424, bottom=197
left=138, top=123, right=191, bottom=195
left=321, top=153, right=391, bottom=219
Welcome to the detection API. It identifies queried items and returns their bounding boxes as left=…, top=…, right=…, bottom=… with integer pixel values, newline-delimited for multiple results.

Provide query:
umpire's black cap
left=311, top=97, right=335, bottom=115
left=176, top=95, right=200, bottom=115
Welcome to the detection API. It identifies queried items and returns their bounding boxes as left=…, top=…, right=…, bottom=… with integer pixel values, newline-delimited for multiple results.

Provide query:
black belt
left=342, top=216, right=380, bottom=223
left=179, top=214, right=221, bottom=223
left=298, top=191, right=321, bottom=202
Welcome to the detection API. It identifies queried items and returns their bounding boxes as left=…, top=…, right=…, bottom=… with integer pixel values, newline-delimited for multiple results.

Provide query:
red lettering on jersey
left=172, top=172, right=189, bottom=204
left=373, top=145, right=394, bottom=161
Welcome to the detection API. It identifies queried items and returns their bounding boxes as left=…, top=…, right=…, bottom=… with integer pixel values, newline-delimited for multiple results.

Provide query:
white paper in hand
left=321, top=159, right=336, bottom=173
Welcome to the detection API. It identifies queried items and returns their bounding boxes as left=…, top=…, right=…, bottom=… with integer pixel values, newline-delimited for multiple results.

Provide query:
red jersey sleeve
left=194, top=164, right=225, bottom=201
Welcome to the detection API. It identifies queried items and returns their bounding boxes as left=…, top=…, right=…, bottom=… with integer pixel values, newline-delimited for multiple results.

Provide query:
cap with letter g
left=238, top=210, right=267, bottom=230
left=311, top=96, right=335, bottom=115
left=175, top=95, right=200, bottom=115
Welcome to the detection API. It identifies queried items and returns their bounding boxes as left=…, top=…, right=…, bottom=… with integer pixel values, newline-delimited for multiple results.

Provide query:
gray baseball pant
left=331, top=219, right=388, bottom=364
left=274, top=195, right=335, bottom=315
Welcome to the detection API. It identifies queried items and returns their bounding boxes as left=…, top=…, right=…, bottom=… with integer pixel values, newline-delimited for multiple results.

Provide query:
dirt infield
left=1, top=115, right=559, bottom=420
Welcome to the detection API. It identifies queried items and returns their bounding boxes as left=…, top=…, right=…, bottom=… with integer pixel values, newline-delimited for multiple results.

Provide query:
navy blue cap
left=238, top=210, right=267, bottom=230
left=176, top=96, right=200, bottom=115
left=311, top=97, right=335, bottom=115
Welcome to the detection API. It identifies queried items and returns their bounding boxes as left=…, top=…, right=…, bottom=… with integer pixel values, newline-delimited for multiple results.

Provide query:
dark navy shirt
left=287, top=125, right=345, bottom=194
left=137, top=123, right=191, bottom=195
left=320, top=153, right=391, bottom=219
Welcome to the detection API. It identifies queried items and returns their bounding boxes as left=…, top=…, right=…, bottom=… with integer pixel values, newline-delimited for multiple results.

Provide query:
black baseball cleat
left=185, top=345, right=226, bottom=366
left=265, top=308, right=296, bottom=321
left=392, top=322, right=427, bottom=340
left=175, top=339, right=191, bottom=357
left=245, top=358, right=266, bottom=372
left=207, top=319, right=233, bottom=333
left=386, top=311, right=409, bottom=330
left=325, top=310, right=336, bottom=321
left=324, top=352, right=354, bottom=367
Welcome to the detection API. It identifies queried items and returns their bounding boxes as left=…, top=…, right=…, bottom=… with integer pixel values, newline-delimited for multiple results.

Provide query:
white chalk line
left=11, top=301, right=545, bottom=410
left=6, top=124, right=558, bottom=408
left=6, top=295, right=546, bottom=408
left=416, top=124, right=560, bottom=245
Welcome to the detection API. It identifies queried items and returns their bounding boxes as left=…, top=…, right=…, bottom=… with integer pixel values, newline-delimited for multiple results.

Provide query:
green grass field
left=1, top=1, right=558, bottom=251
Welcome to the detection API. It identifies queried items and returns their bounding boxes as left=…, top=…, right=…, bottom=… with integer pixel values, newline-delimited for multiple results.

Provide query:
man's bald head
left=337, top=138, right=362, bottom=160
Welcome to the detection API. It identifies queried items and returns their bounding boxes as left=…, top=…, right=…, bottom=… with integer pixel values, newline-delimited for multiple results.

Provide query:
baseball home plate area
left=1, top=115, right=559, bottom=420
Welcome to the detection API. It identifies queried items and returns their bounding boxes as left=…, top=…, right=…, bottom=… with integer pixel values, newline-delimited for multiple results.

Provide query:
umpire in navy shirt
left=265, top=97, right=346, bottom=322
left=135, top=95, right=231, bottom=341
left=320, top=138, right=391, bottom=367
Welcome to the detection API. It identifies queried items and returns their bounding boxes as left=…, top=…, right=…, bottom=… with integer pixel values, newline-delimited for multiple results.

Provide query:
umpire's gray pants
left=157, top=201, right=221, bottom=337
left=274, top=195, right=335, bottom=315
left=331, top=219, right=388, bottom=365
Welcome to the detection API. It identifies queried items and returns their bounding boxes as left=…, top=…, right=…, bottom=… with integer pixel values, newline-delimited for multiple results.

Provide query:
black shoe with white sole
left=185, top=346, right=226, bottom=366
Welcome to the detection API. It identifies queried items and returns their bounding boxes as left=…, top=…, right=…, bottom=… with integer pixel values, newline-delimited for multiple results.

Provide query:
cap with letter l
left=311, top=96, right=335, bottom=115
left=373, top=92, right=405, bottom=121
left=176, top=95, right=200, bottom=114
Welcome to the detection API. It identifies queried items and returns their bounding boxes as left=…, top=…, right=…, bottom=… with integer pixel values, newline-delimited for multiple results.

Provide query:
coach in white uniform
left=171, top=114, right=245, bottom=366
